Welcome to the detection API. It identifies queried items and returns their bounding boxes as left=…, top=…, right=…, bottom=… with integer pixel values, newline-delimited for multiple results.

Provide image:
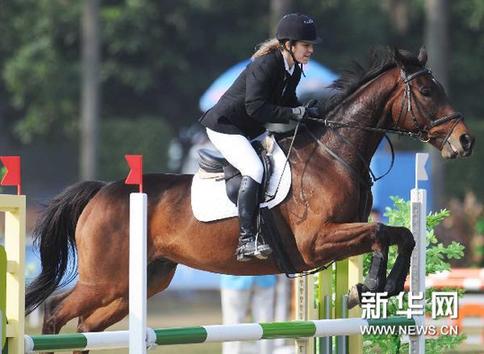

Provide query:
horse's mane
left=319, top=47, right=421, bottom=117
left=276, top=47, right=421, bottom=144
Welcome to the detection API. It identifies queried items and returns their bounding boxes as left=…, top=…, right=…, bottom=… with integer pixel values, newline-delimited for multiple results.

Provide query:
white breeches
left=206, top=128, right=266, bottom=184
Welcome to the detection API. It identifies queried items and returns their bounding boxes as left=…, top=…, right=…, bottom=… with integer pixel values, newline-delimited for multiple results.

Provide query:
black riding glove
left=306, top=106, right=321, bottom=118
left=291, top=106, right=306, bottom=121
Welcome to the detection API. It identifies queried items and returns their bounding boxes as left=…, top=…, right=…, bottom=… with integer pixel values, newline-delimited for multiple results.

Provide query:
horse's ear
left=392, top=47, right=405, bottom=68
left=418, top=46, right=428, bottom=66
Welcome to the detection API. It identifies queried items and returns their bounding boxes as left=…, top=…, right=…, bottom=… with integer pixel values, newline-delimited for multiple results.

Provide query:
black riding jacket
left=199, top=50, right=301, bottom=139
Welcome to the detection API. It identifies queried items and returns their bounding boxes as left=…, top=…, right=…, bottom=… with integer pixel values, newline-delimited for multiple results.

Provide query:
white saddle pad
left=191, top=136, right=291, bottom=222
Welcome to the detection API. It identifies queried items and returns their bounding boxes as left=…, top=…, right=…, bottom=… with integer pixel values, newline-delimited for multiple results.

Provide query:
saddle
left=196, top=137, right=298, bottom=274
left=197, top=140, right=273, bottom=205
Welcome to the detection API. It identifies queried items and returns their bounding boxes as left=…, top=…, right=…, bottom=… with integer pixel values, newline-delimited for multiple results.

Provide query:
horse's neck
left=320, top=71, right=397, bottom=169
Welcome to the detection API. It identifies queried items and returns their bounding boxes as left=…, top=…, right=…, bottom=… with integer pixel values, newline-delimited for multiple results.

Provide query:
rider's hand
left=291, top=106, right=306, bottom=121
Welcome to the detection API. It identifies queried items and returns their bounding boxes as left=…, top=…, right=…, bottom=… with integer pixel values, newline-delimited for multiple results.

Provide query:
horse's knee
left=386, top=226, right=416, bottom=255
left=373, top=223, right=390, bottom=249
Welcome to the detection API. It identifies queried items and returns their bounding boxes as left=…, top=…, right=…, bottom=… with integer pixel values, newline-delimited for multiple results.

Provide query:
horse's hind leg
left=42, top=282, right=112, bottom=335
left=73, top=261, right=177, bottom=354
left=72, top=298, right=130, bottom=354
left=42, top=287, right=75, bottom=334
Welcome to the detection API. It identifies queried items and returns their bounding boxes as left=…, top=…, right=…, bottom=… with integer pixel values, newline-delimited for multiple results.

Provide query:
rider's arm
left=244, top=57, right=295, bottom=124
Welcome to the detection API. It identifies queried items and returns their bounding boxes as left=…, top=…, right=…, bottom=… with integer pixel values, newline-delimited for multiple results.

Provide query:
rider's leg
left=206, top=128, right=271, bottom=260
left=237, top=175, right=260, bottom=258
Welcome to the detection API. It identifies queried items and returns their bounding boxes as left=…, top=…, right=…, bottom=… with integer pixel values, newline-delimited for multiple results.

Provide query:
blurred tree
left=2, top=1, right=80, bottom=142
left=382, top=0, right=410, bottom=35
left=99, top=117, right=172, bottom=180
left=1, top=0, right=270, bottom=144
left=0, top=0, right=482, bottom=194
left=450, top=0, right=484, bottom=118
left=270, top=0, right=293, bottom=33
left=81, top=0, right=101, bottom=179
left=425, top=0, right=449, bottom=210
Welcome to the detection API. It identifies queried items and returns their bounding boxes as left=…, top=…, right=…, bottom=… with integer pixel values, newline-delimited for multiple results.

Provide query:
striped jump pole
left=23, top=317, right=416, bottom=352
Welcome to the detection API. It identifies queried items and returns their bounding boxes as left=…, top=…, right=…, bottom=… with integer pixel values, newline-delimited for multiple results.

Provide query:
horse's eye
left=420, top=87, right=431, bottom=96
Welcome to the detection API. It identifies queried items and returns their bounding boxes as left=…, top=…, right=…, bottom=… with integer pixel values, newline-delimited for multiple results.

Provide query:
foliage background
left=0, top=0, right=482, bottom=196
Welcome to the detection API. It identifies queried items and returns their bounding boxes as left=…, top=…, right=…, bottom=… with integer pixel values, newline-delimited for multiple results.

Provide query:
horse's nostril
left=460, top=134, right=475, bottom=151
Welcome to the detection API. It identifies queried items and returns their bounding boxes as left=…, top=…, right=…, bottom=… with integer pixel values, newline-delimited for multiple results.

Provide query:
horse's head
left=390, top=47, right=474, bottom=158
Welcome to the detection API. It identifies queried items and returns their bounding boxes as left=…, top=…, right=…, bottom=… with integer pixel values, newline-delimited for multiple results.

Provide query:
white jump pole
left=125, top=155, right=149, bottom=354
left=409, top=152, right=428, bottom=354
left=129, top=192, right=148, bottom=354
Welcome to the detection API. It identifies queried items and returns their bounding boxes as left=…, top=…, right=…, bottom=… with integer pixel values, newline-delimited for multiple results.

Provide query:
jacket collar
left=274, top=50, right=300, bottom=77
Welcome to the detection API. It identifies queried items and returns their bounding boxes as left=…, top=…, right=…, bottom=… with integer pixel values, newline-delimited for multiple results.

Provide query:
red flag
left=125, top=155, right=143, bottom=193
left=0, top=156, right=21, bottom=195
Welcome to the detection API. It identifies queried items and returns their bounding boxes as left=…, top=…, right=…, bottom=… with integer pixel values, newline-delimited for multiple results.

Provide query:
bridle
left=280, top=65, right=464, bottom=277
left=293, top=65, right=464, bottom=186
left=395, top=67, right=463, bottom=149
left=305, top=66, right=463, bottom=142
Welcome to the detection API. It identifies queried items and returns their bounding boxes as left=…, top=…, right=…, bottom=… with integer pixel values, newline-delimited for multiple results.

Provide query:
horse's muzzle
left=460, top=133, right=475, bottom=157
left=441, top=133, right=475, bottom=159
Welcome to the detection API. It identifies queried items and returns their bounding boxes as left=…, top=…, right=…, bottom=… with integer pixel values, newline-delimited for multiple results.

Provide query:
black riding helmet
left=276, top=13, right=321, bottom=44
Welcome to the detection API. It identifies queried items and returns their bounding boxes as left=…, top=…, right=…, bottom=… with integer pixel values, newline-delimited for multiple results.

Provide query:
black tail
left=25, top=181, right=106, bottom=315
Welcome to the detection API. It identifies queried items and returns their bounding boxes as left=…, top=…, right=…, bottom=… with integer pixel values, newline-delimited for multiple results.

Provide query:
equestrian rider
left=199, top=13, right=321, bottom=261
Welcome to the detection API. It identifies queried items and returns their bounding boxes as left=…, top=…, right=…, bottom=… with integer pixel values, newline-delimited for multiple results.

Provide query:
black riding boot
left=236, top=176, right=260, bottom=261
left=236, top=176, right=273, bottom=261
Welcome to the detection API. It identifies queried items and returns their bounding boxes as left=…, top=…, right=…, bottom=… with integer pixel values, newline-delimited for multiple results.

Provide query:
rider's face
left=291, top=41, right=314, bottom=64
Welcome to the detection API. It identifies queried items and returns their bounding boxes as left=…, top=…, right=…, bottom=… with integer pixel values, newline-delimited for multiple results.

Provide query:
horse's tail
left=25, top=180, right=106, bottom=315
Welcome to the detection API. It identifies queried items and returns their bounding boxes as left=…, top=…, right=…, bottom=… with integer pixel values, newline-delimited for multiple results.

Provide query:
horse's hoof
left=347, top=285, right=361, bottom=309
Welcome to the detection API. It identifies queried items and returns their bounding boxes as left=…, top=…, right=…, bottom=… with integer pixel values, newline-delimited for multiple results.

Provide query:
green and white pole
left=23, top=317, right=415, bottom=352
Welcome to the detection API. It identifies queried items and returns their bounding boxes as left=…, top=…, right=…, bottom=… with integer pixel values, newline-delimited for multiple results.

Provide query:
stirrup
left=236, top=238, right=257, bottom=262
left=253, top=243, right=272, bottom=260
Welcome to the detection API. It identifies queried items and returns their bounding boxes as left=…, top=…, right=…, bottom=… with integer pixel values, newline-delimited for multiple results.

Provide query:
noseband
left=397, top=68, right=463, bottom=148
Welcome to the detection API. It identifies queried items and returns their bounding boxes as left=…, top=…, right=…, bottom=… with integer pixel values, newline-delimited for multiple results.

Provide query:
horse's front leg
left=302, top=222, right=414, bottom=308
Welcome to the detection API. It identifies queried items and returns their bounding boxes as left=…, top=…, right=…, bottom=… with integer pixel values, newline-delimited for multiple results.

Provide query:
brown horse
left=26, top=48, right=474, bottom=352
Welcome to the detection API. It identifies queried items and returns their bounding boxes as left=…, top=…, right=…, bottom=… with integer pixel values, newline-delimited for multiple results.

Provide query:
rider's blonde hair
left=251, top=38, right=283, bottom=60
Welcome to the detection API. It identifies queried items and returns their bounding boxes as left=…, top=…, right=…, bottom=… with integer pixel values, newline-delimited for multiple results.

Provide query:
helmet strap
left=281, top=40, right=306, bottom=77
